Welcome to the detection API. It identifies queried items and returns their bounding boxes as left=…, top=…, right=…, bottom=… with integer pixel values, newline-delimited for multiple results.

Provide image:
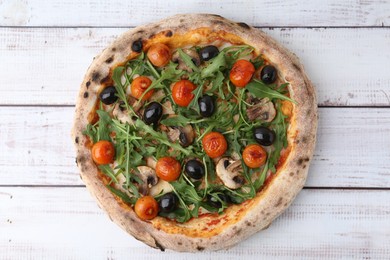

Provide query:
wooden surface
left=1, top=0, right=389, bottom=259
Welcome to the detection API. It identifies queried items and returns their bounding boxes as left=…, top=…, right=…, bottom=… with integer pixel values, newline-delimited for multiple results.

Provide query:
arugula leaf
left=83, top=124, right=98, bottom=143
left=98, top=164, right=118, bottom=184
left=160, top=114, right=191, bottom=127
left=246, top=80, right=297, bottom=103
left=106, top=185, right=137, bottom=205
left=177, top=49, right=200, bottom=72
left=201, top=51, right=226, bottom=78
left=96, top=110, right=112, bottom=142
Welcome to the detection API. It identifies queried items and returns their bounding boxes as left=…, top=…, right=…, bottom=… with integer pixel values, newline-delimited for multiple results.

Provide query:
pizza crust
left=72, top=14, right=317, bottom=252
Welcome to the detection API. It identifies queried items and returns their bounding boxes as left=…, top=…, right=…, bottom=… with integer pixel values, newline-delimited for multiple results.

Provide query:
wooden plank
left=1, top=27, right=389, bottom=106
left=0, top=0, right=389, bottom=27
left=1, top=107, right=389, bottom=187
left=0, top=187, right=389, bottom=259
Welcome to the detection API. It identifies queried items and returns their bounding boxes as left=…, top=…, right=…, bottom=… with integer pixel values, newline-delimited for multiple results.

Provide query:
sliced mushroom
left=112, top=97, right=144, bottom=124
left=167, top=125, right=195, bottom=147
left=216, top=158, right=245, bottom=189
left=134, top=166, right=159, bottom=195
left=246, top=97, right=276, bottom=122
left=172, top=48, right=201, bottom=72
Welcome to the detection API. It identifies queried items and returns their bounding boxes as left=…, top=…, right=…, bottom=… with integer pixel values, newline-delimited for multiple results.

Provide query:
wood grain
left=0, top=27, right=390, bottom=106
left=1, top=187, right=389, bottom=259
left=0, top=0, right=389, bottom=27
left=1, top=106, right=389, bottom=187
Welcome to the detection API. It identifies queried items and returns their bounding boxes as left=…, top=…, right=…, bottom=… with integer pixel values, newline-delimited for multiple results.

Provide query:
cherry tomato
left=131, top=76, right=153, bottom=100
left=147, top=43, right=171, bottom=67
left=229, top=59, right=255, bottom=88
left=172, top=80, right=197, bottom=107
left=202, top=132, right=228, bottom=158
left=134, top=196, right=159, bottom=220
left=155, top=157, right=181, bottom=181
left=91, top=140, right=115, bottom=165
left=242, top=144, right=267, bottom=168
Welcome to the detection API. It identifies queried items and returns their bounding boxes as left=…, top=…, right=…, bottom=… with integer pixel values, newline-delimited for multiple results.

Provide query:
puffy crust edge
left=72, top=14, right=317, bottom=252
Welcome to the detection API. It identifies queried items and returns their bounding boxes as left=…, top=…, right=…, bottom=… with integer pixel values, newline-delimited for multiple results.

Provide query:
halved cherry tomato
left=134, top=196, right=159, bottom=220
left=229, top=59, right=255, bottom=88
left=172, top=79, right=197, bottom=107
left=147, top=43, right=171, bottom=67
left=155, top=157, right=181, bottom=181
left=242, top=144, right=267, bottom=168
left=91, top=140, right=115, bottom=165
left=202, top=132, right=228, bottom=158
left=131, top=76, right=153, bottom=100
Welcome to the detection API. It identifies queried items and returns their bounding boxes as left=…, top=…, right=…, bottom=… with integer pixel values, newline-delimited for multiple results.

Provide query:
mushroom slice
left=134, top=166, right=159, bottom=196
left=246, top=97, right=276, bottom=122
left=172, top=48, right=201, bottom=72
left=167, top=125, right=195, bottom=147
left=216, top=158, right=245, bottom=189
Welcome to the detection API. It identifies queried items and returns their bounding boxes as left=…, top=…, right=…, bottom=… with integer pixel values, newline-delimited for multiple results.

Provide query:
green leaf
left=160, top=114, right=190, bottom=127
left=201, top=52, right=226, bottom=78
left=106, top=185, right=137, bottom=204
left=83, top=124, right=98, bottom=143
left=96, top=110, right=112, bottom=141
left=98, top=164, right=118, bottom=184
left=246, top=80, right=297, bottom=104
left=177, top=49, right=200, bottom=72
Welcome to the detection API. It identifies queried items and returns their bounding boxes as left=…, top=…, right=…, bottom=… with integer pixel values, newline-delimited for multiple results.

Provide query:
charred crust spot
left=111, top=47, right=116, bottom=51
left=86, top=81, right=91, bottom=88
left=91, top=71, right=101, bottom=83
left=178, top=242, right=182, bottom=246
left=304, top=157, right=310, bottom=162
left=245, top=221, right=251, bottom=226
left=75, top=137, right=79, bottom=144
left=100, top=75, right=110, bottom=84
left=302, top=136, right=308, bottom=143
left=236, top=228, right=242, bottom=235
left=296, top=139, right=300, bottom=144
left=303, top=165, right=307, bottom=169
left=83, top=92, right=89, bottom=98
left=284, top=203, right=288, bottom=207
left=105, top=56, right=114, bottom=64
left=75, top=157, right=78, bottom=165
left=179, top=18, right=184, bottom=22
left=137, top=30, right=145, bottom=34
left=149, top=33, right=155, bottom=39
left=289, top=172, right=294, bottom=177
left=165, top=30, right=173, bottom=37
left=77, top=155, right=85, bottom=164
left=297, top=158, right=304, bottom=165
left=237, top=22, right=250, bottom=29
left=154, top=240, right=165, bottom=251
left=211, top=242, right=217, bottom=245
left=197, top=246, right=205, bottom=251
left=211, top=14, right=222, bottom=18
left=275, top=197, right=283, bottom=207
left=213, top=19, right=224, bottom=25
left=292, top=63, right=301, bottom=72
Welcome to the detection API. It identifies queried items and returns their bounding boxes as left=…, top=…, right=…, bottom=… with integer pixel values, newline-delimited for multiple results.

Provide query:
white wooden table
left=1, top=1, right=390, bottom=259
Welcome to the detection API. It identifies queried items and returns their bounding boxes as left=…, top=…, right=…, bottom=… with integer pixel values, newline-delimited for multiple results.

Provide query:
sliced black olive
left=260, top=65, right=277, bottom=84
left=253, top=126, right=276, bottom=146
left=185, top=159, right=205, bottom=180
left=198, top=95, right=215, bottom=118
left=143, top=102, right=163, bottom=125
left=99, top=86, right=118, bottom=105
left=131, top=39, right=143, bottom=53
left=199, top=45, right=219, bottom=62
left=159, top=192, right=178, bottom=213
left=206, top=193, right=229, bottom=208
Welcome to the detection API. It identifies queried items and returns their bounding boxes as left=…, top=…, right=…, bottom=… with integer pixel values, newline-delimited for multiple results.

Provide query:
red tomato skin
left=229, top=60, right=255, bottom=88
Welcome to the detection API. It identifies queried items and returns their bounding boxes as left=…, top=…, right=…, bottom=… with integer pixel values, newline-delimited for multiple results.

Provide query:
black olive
left=198, top=95, right=215, bottom=117
left=179, top=132, right=190, bottom=147
left=224, top=191, right=244, bottom=204
left=206, top=193, right=229, bottom=208
left=260, top=65, right=277, bottom=84
left=185, top=159, right=205, bottom=180
left=199, top=45, right=219, bottom=61
left=159, top=192, right=178, bottom=213
left=143, top=102, right=163, bottom=125
left=131, top=39, right=143, bottom=52
left=99, top=86, right=118, bottom=105
left=253, top=126, right=276, bottom=146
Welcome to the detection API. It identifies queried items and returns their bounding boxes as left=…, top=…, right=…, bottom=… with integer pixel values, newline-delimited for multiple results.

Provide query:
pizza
left=72, top=14, right=317, bottom=252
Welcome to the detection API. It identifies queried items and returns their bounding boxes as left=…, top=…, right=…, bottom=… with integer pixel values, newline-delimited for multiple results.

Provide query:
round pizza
left=72, top=14, right=317, bottom=252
